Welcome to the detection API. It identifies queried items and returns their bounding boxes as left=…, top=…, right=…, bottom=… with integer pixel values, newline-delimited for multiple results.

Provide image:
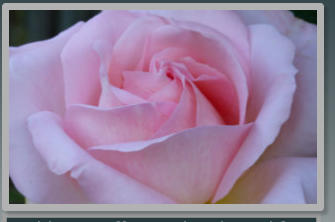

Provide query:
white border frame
left=2, top=3, right=324, bottom=212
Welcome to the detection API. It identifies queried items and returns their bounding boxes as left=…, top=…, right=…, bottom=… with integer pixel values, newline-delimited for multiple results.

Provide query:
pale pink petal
left=142, top=24, right=248, bottom=124
left=108, top=15, right=165, bottom=85
left=27, top=111, right=175, bottom=204
left=195, top=76, right=239, bottom=125
left=212, top=24, right=297, bottom=202
left=91, top=134, right=172, bottom=152
left=99, top=85, right=147, bottom=108
left=179, top=56, right=227, bottom=78
left=153, top=80, right=196, bottom=137
left=141, top=10, right=250, bottom=67
left=64, top=103, right=173, bottom=148
left=122, top=71, right=171, bottom=98
left=61, top=11, right=137, bottom=106
left=180, top=57, right=239, bottom=124
left=190, top=83, right=224, bottom=126
left=148, top=47, right=190, bottom=73
left=93, top=41, right=150, bottom=108
left=217, top=157, right=317, bottom=204
left=9, top=22, right=89, bottom=203
left=237, top=10, right=317, bottom=158
left=89, top=124, right=252, bottom=203
left=148, top=79, right=182, bottom=103
left=236, top=10, right=296, bottom=34
left=167, top=20, right=250, bottom=82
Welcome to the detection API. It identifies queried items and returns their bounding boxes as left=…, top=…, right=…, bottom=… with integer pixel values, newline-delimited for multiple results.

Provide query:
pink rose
left=10, top=10, right=317, bottom=204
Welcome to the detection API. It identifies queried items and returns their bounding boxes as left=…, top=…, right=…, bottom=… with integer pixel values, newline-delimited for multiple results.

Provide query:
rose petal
left=65, top=102, right=174, bottom=148
left=167, top=20, right=250, bottom=84
left=143, top=24, right=248, bottom=124
left=122, top=71, right=171, bottom=98
left=99, top=84, right=147, bottom=108
left=148, top=47, right=190, bottom=73
left=92, top=39, right=141, bottom=109
left=9, top=22, right=89, bottom=203
left=237, top=10, right=317, bottom=158
left=180, top=57, right=239, bottom=124
left=190, top=83, right=224, bottom=126
left=141, top=10, right=250, bottom=67
left=148, top=79, right=182, bottom=103
left=179, top=56, right=227, bottom=78
left=108, top=15, right=165, bottom=85
left=153, top=80, right=196, bottom=137
left=27, top=111, right=175, bottom=204
left=212, top=24, right=297, bottom=202
left=217, top=157, right=317, bottom=204
left=61, top=11, right=137, bottom=106
left=236, top=10, right=296, bottom=35
left=89, top=124, right=252, bottom=203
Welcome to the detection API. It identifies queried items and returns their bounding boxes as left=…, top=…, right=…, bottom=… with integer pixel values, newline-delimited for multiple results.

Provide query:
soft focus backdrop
left=8, top=10, right=317, bottom=204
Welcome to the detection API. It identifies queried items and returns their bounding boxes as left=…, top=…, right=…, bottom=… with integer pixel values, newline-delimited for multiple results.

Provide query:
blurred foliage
left=9, top=10, right=317, bottom=46
left=292, top=10, right=317, bottom=24
left=10, top=10, right=100, bottom=46
left=8, top=10, right=317, bottom=204
left=9, top=178, right=25, bottom=204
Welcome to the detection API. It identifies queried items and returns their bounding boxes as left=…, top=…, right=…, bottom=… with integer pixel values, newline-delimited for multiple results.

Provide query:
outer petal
left=236, top=10, right=299, bottom=35
left=9, top=22, right=89, bottom=203
left=27, top=111, right=175, bottom=204
left=237, top=10, right=317, bottom=158
left=140, top=10, right=250, bottom=67
left=217, top=157, right=317, bottom=204
left=89, top=124, right=252, bottom=203
left=64, top=102, right=174, bottom=148
left=61, top=11, right=137, bottom=106
left=212, top=25, right=297, bottom=202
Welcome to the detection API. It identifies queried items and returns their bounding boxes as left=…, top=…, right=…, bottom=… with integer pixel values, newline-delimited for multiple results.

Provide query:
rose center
left=166, top=72, right=174, bottom=80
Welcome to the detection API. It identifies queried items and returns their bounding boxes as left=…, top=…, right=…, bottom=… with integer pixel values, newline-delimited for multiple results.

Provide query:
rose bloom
left=10, top=10, right=317, bottom=204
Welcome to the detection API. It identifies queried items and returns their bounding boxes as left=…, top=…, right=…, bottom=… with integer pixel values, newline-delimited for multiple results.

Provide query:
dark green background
left=8, top=10, right=317, bottom=204
left=9, top=10, right=316, bottom=47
